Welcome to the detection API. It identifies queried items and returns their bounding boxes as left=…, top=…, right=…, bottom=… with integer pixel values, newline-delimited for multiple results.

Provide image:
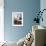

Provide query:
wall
left=4, top=0, right=40, bottom=42
left=0, top=0, right=4, bottom=42
left=40, top=0, right=46, bottom=27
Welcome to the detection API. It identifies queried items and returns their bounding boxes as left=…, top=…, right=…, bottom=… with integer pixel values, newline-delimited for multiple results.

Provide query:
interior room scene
left=0, top=0, right=46, bottom=46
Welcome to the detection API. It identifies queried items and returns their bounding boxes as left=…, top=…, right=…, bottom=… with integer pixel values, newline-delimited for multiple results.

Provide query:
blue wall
left=4, top=0, right=40, bottom=42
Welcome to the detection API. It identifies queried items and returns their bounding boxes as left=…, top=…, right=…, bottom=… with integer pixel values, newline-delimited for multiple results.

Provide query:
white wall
left=0, top=0, right=4, bottom=42
left=40, top=0, right=46, bottom=27
left=0, top=8, right=4, bottom=42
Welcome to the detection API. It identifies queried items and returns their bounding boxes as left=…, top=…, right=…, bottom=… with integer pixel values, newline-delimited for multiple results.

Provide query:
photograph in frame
left=12, top=12, right=23, bottom=26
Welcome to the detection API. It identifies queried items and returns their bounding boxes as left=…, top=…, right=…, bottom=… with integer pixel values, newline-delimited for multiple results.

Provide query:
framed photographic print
left=12, top=12, right=23, bottom=26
